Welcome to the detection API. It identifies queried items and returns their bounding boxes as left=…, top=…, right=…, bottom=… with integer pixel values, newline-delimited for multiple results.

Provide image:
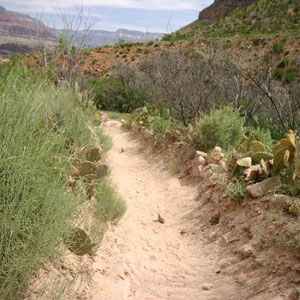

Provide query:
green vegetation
left=0, top=66, right=91, bottom=299
left=193, top=107, right=244, bottom=152
left=181, top=0, right=300, bottom=38
left=0, top=60, right=126, bottom=298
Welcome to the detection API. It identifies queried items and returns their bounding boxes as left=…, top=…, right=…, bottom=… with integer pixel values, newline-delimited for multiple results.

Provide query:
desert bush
left=193, top=107, right=244, bottom=151
left=89, top=63, right=149, bottom=113
left=0, top=66, right=95, bottom=299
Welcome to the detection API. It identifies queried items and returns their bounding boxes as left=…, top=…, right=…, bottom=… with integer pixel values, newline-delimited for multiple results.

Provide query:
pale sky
left=0, top=0, right=214, bottom=33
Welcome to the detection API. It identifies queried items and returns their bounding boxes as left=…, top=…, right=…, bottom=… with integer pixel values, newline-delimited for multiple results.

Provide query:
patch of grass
left=0, top=66, right=93, bottom=299
left=107, top=111, right=132, bottom=122
left=94, top=179, right=126, bottom=224
left=168, top=158, right=180, bottom=174
left=95, top=127, right=113, bottom=153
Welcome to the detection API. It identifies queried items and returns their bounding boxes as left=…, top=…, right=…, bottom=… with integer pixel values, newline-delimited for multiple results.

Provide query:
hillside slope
left=180, top=0, right=300, bottom=38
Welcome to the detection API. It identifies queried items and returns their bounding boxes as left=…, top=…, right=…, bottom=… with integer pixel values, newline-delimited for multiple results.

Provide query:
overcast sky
left=0, top=0, right=213, bottom=33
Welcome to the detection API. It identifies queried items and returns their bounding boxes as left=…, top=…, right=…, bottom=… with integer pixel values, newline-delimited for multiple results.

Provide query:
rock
left=86, top=147, right=102, bottom=163
left=192, top=156, right=206, bottom=177
left=267, top=194, right=292, bottom=211
left=77, top=161, right=98, bottom=177
left=195, top=151, right=208, bottom=158
left=208, top=146, right=224, bottom=164
left=237, top=157, right=252, bottom=168
left=238, top=244, right=255, bottom=258
left=260, top=159, right=271, bottom=176
left=201, top=283, right=213, bottom=290
left=244, top=165, right=262, bottom=182
left=200, top=164, right=219, bottom=179
left=96, top=164, right=108, bottom=178
left=246, top=176, right=282, bottom=198
left=192, top=164, right=204, bottom=178
left=219, top=161, right=228, bottom=173
left=289, top=200, right=300, bottom=216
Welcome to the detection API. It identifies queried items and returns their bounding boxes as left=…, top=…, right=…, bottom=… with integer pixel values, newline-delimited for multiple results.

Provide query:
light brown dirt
left=88, top=120, right=241, bottom=300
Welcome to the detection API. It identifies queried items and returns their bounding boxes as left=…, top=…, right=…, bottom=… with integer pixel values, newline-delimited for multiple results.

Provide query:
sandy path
left=88, top=120, right=240, bottom=300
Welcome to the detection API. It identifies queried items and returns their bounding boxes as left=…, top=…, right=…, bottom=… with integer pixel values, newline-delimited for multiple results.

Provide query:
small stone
left=238, top=244, right=255, bottom=258
left=244, top=165, right=262, bottom=182
left=219, top=161, right=228, bottom=173
left=202, top=283, right=213, bottom=290
left=208, top=147, right=224, bottom=164
left=195, top=151, right=208, bottom=158
left=246, top=176, right=282, bottom=198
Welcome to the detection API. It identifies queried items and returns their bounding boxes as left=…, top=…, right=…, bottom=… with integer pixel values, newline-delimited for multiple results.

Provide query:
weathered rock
left=289, top=200, right=300, bottom=216
left=244, top=165, right=262, bottom=182
left=246, top=176, right=282, bottom=198
left=201, top=283, right=213, bottom=291
left=200, top=164, right=219, bottom=179
left=96, top=164, right=108, bottom=178
left=192, top=156, right=206, bottom=177
left=237, top=157, right=252, bottom=168
left=219, top=161, right=228, bottom=173
left=77, top=161, right=98, bottom=177
left=86, top=147, right=102, bottom=163
left=208, top=146, right=224, bottom=164
left=195, top=151, right=208, bottom=158
left=192, top=163, right=204, bottom=178
left=238, top=244, right=255, bottom=258
left=267, top=194, right=292, bottom=211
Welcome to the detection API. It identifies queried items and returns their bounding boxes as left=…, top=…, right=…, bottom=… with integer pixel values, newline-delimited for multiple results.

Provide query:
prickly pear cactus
left=273, top=130, right=296, bottom=172
left=295, top=138, right=300, bottom=179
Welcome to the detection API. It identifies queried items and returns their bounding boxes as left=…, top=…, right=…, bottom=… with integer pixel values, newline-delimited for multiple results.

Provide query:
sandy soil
left=87, top=120, right=241, bottom=300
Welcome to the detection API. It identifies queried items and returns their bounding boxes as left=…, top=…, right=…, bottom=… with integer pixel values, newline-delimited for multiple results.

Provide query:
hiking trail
left=88, top=119, right=240, bottom=300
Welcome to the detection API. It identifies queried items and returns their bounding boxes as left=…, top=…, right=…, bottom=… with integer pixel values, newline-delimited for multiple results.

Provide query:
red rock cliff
left=198, top=0, right=256, bottom=21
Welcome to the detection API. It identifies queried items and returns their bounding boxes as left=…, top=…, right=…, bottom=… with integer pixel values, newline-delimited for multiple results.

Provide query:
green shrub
left=0, top=67, right=93, bottom=298
left=194, top=107, right=244, bottom=151
left=89, top=70, right=150, bottom=113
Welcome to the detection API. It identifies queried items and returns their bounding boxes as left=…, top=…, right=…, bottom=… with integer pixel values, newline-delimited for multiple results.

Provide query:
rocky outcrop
left=198, top=0, right=256, bottom=22
left=0, top=5, right=56, bottom=55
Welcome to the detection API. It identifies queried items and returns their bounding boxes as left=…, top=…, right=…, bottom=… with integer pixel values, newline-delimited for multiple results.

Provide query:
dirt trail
left=88, top=120, right=240, bottom=300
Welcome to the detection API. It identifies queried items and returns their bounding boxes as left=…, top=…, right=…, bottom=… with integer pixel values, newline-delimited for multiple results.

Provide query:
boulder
left=86, top=147, right=102, bottom=163
left=77, top=161, right=98, bottom=177
left=244, top=165, right=262, bottom=182
left=238, top=244, right=255, bottom=258
left=246, top=176, right=282, bottom=198
left=208, top=146, right=224, bottom=164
